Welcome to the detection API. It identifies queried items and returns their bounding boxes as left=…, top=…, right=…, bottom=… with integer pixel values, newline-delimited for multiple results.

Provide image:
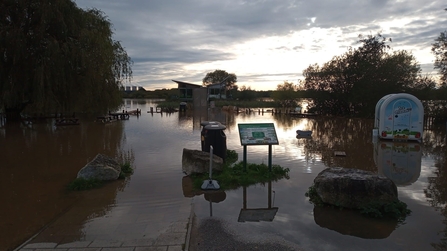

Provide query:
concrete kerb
left=13, top=221, right=50, bottom=251
left=184, top=198, right=196, bottom=251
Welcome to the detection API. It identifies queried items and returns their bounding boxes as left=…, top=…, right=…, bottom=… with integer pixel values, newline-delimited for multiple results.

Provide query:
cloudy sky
left=74, top=0, right=447, bottom=91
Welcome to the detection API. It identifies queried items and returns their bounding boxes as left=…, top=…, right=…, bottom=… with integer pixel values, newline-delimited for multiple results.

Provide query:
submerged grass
left=190, top=149, right=290, bottom=191
left=68, top=178, right=103, bottom=191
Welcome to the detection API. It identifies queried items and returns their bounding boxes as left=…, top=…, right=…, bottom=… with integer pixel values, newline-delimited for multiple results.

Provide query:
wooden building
left=172, top=80, right=202, bottom=101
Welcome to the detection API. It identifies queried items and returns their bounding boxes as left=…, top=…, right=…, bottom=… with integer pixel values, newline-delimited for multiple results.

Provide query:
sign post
left=237, top=123, right=279, bottom=172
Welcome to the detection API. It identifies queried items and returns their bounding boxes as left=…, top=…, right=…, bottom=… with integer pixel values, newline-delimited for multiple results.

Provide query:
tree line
left=0, top=0, right=132, bottom=120
left=300, top=34, right=446, bottom=117
left=203, top=33, right=447, bottom=119
left=2, top=1, right=446, bottom=121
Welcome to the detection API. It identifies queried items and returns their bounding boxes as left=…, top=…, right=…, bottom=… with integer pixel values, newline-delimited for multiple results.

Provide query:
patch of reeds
left=116, top=149, right=135, bottom=179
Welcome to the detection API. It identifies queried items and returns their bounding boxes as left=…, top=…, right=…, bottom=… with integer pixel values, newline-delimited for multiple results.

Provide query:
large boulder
left=182, top=148, right=223, bottom=175
left=313, top=167, right=398, bottom=209
left=77, top=154, right=121, bottom=181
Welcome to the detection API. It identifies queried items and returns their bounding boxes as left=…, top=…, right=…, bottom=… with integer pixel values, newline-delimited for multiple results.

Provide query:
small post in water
left=201, top=146, right=220, bottom=190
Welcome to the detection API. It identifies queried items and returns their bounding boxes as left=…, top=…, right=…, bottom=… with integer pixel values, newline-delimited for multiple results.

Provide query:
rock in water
left=313, top=167, right=398, bottom=209
left=182, top=148, right=223, bottom=175
left=77, top=154, right=121, bottom=181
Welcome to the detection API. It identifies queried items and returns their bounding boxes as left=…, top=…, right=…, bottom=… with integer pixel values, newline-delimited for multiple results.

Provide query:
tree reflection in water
left=0, top=119, right=129, bottom=250
left=273, top=116, right=378, bottom=172
left=423, top=123, right=447, bottom=251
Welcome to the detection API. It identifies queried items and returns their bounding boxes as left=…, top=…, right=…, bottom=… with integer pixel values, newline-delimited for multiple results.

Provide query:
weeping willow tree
left=0, top=0, right=132, bottom=120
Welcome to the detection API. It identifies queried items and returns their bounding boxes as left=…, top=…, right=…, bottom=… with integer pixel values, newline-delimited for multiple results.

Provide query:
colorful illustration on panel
left=380, top=98, right=422, bottom=140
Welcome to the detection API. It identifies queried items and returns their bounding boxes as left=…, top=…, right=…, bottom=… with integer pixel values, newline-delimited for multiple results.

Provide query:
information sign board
left=238, top=123, right=279, bottom=145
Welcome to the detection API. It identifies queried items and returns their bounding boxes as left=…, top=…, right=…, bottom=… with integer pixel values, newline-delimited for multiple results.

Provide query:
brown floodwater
left=1, top=99, right=446, bottom=251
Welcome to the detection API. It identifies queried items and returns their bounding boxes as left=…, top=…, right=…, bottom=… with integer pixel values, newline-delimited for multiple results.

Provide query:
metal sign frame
left=237, top=123, right=279, bottom=171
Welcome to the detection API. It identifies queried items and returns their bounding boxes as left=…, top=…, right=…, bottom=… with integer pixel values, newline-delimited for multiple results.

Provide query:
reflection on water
left=204, top=191, right=227, bottom=217
left=374, top=140, right=422, bottom=186
left=29, top=179, right=128, bottom=244
left=0, top=119, right=126, bottom=250
left=238, top=182, right=278, bottom=223
left=2, top=99, right=446, bottom=251
left=423, top=123, right=447, bottom=251
left=193, top=112, right=447, bottom=251
left=313, top=206, right=397, bottom=239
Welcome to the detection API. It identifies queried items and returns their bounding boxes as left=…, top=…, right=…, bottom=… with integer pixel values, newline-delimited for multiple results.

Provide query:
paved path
left=15, top=198, right=194, bottom=251
left=188, top=217, right=304, bottom=251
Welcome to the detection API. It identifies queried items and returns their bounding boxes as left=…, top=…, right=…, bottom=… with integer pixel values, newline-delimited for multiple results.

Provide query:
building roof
left=172, top=80, right=202, bottom=88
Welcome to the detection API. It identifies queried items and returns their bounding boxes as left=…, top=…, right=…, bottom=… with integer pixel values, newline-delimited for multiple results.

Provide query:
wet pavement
left=13, top=171, right=195, bottom=251
left=188, top=217, right=304, bottom=251
left=15, top=197, right=194, bottom=251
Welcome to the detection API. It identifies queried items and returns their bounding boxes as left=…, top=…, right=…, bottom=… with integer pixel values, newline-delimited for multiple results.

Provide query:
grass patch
left=225, top=149, right=238, bottom=164
left=305, top=185, right=411, bottom=221
left=119, top=162, right=134, bottom=179
left=190, top=150, right=290, bottom=191
left=68, top=178, right=103, bottom=191
left=360, top=200, right=411, bottom=222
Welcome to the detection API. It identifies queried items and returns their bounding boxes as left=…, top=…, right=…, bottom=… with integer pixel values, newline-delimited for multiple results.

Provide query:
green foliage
left=360, top=200, right=411, bottom=222
left=225, top=149, right=239, bottom=164
left=303, top=33, right=426, bottom=117
left=191, top=160, right=290, bottom=191
left=305, top=185, right=324, bottom=206
left=0, top=0, right=132, bottom=117
left=234, top=85, right=258, bottom=101
left=202, top=70, right=237, bottom=91
left=272, top=81, right=299, bottom=108
left=432, top=30, right=447, bottom=85
left=68, top=178, right=103, bottom=191
left=305, top=185, right=411, bottom=221
left=154, top=98, right=278, bottom=109
left=119, top=163, right=134, bottom=179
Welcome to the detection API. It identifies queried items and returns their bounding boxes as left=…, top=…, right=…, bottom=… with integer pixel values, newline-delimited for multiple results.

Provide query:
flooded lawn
left=1, top=99, right=446, bottom=251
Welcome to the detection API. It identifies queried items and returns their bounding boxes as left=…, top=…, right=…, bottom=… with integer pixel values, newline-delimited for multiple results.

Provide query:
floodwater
left=1, top=99, right=446, bottom=251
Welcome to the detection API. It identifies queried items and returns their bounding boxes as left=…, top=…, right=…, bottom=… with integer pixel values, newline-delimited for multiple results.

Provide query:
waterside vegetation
left=189, top=149, right=290, bottom=191
left=1, top=1, right=132, bottom=121
left=2, top=1, right=447, bottom=126
left=124, top=33, right=447, bottom=121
